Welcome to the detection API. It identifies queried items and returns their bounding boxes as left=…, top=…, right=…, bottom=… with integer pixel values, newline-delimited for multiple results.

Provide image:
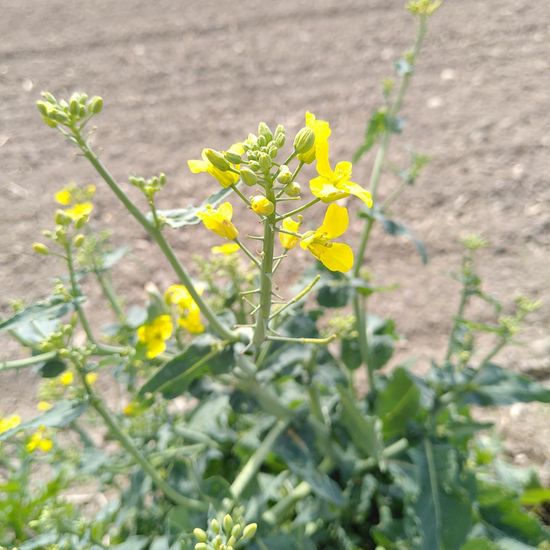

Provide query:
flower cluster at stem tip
left=189, top=112, right=374, bottom=273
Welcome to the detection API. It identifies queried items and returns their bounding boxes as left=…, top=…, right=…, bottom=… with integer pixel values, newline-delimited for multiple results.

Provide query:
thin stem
left=269, top=275, right=320, bottom=322
left=479, top=338, right=507, bottom=367
left=0, top=350, right=57, bottom=372
left=445, top=277, right=469, bottom=362
left=66, top=242, right=96, bottom=344
left=231, top=419, right=289, bottom=499
left=71, top=130, right=236, bottom=343
left=276, top=198, right=320, bottom=222
left=231, top=184, right=251, bottom=206
left=267, top=334, right=336, bottom=345
left=235, top=238, right=261, bottom=268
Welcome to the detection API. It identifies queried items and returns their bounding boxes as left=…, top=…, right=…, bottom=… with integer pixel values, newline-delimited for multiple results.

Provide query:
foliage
left=1, top=3, right=549, bottom=550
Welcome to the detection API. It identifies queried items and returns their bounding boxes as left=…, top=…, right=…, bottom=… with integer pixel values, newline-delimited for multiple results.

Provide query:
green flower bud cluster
left=129, top=173, right=167, bottom=199
left=37, top=91, right=103, bottom=129
left=242, top=122, right=285, bottom=175
left=193, top=514, right=258, bottom=550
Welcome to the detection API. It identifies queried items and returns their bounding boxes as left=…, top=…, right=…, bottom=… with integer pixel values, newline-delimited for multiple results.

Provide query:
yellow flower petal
left=65, top=202, right=93, bottom=221
left=59, top=371, right=74, bottom=386
left=318, top=242, right=354, bottom=272
left=197, top=203, right=239, bottom=240
left=188, top=159, right=209, bottom=173
left=309, top=176, right=348, bottom=203
left=37, top=401, right=52, bottom=412
left=55, top=188, right=72, bottom=205
left=279, top=216, right=302, bottom=250
left=319, top=204, right=349, bottom=239
left=342, top=181, right=373, bottom=208
left=85, top=372, right=98, bottom=385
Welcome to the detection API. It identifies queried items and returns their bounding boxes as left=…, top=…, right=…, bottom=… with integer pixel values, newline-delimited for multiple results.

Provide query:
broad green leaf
left=411, top=440, right=472, bottom=550
left=316, top=281, right=350, bottom=308
left=360, top=208, right=428, bottom=264
left=375, top=367, right=420, bottom=438
left=353, top=110, right=402, bottom=163
left=0, top=400, right=87, bottom=441
left=460, top=363, right=550, bottom=406
left=520, top=487, right=550, bottom=506
left=460, top=538, right=499, bottom=550
left=337, top=386, right=384, bottom=465
left=139, top=336, right=233, bottom=398
left=150, top=185, right=235, bottom=229
left=0, top=296, right=82, bottom=333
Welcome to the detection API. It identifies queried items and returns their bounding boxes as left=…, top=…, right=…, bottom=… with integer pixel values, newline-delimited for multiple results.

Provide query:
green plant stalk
left=253, top=183, right=277, bottom=352
left=269, top=275, right=320, bottom=322
left=445, top=275, right=469, bottom=361
left=0, top=350, right=57, bottom=372
left=276, top=197, right=320, bottom=222
left=231, top=419, right=289, bottom=499
left=66, top=242, right=96, bottom=344
left=71, top=129, right=236, bottom=343
left=352, top=14, right=429, bottom=389
left=77, top=369, right=206, bottom=510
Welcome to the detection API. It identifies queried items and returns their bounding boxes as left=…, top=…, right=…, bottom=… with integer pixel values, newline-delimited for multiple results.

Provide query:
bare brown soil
left=1, top=0, right=549, bottom=479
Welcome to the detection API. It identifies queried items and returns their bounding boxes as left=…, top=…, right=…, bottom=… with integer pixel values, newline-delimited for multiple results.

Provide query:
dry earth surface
left=1, top=0, right=549, bottom=479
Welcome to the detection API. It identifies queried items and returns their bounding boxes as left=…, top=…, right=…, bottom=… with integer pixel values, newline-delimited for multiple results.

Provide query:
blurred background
left=1, top=0, right=549, bottom=476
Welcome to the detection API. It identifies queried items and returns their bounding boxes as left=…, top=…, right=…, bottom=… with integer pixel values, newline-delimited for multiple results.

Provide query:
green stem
left=0, top=350, right=57, bottom=372
left=231, top=184, right=251, bottom=206
left=231, top=419, right=289, bottom=499
left=445, top=277, right=469, bottom=362
left=276, top=197, right=320, bottom=222
left=266, top=334, right=336, bottom=345
left=269, top=275, right=320, bottom=322
left=235, top=238, right=261, bottom=268
left=79, top=371, right=206, bottom=510
left=479, top=338, right=506, bottom=367
left=66, top=242, right=96, bottom=344
left=72, top=130, right=236, bottom=343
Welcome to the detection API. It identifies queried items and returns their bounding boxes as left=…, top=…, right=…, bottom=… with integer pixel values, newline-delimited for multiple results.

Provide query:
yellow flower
left=297, top=111, right=331, bottom=166
left=26, top=426, right=53, bottom=453
left=85, top=372, right=98, bottom=385
left=0, top=414, right=21, bottom=434
left=137, top=315, right=173, bottom=358
left=55, top=187, right=72, bottom=205
left=300, top=204, right=354, bottom=272
left=64, top=202, right=93, bottom=221
left=197, top=202, right=239, bottom=240
left=123, top=402, right=138, bottom=417
left=188, top=143, right=244, bottom=188
left=279, top=216, right=302, bottom=250
left=165, top=285, right=205, bottom=335
left=250, top=195, right=275, bottom=216
left=37, top=401, right=53, bottom=412
left=309, top=157, right=373, bottom=207
left=59, top=371, right=74, bottom=386
left=211, top=243, right=240, bottom=255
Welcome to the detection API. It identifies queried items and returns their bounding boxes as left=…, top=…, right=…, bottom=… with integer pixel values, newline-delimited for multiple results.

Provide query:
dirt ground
left=1, top=0, right=549, bottom=479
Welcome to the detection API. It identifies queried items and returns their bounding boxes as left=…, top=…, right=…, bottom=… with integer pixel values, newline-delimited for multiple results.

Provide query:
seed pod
left=293, top=127, right=315, bottom=154
left=240, top=167, right=258, bottom=186
left=205, top=149, right=230, bottom=171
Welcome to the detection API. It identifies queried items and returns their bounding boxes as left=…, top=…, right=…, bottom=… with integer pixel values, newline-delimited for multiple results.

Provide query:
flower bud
left=224, top=151, right=242, bottom=165
left=293, top=127, right=315, bottom=154
left=210, top=519, right=220, bottom=533
left=194, top=544, right=207, bottom=550
left=248, top=161, right=260, bottom=171
left=250, top=195, right=275, bottom=216
left=36, top=101, right=49, bottom=116
left=276, top=165, right=292, bottom=184
left=242, top=523, right=257, bottom=540
left=223, top=514, right=233, bottom=535
left=193, top=528, right=208, bottom=542
left=268, top=144, right=278, bottom=159
left=257, top=135, right=267, bottom=147
left=32, top=242, right=49, bottom=255
left=89, top=96, right=104, bottom=114
left=205, top=149, right=230, bottom=171
left=73, top=234, right=85, bottom=247
left=41, top=91, right=56, bottom=104
left=55, top=210, right=71, bottom=226
left=285, top=181, right=301, bottom=197
left=258, top=122, right=273, bottom=142
left=240, top=167, right=258, bottom=186
left=258, top=152, right=272, bottom=172
left=75, top=215, right=88, bottom=229
left=70, top=98, right=80, bottom=116
left=231, top=525, right=242, bottom=538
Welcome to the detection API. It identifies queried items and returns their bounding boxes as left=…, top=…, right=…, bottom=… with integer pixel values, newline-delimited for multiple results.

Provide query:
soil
left=1, top=0, right=549, bottom=480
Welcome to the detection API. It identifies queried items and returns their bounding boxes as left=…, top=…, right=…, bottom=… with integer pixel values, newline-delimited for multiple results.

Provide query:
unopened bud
left=223, top=514, right=233, bottom=535
left=257, top=135, right=267, bottom=147
left=285, top=181, right=301, bottom=197
left=250, top=195, right=275, bottom=216
left=89, top=96, right=104, bottom=114
left=258, top=122, right=273, bottom=142
left=293, top=127, right=315, bottom=154
left=70, top=98, right=80, bottom=116
left=193, top=528, right=208, bottom=542
left=258, top=152, right=272, bottom=172
left=73, top=234, right=85, bottom=247
left=32, top=242, right=49, bottom=255
left=210, top=519, right=220, bottom=533
left=224, top=151, right=242, bottom=165
left=205, top=149, right=230, bottom=171
left=41, top=91, right=56, bottom=103
left=276, top=165, right=292, bottom=184
left=194, top=544, right=207, bottom=550
left=75, top=215, right=88, bottom=229
left=231, top=525, right=242, bottom=538
left=242, top=523, right=257, bottom=540
left=268, top=144, right=278, bottom=159
left=240, top=167, right=258, bottom=186
left=55, top=210, right=71, bottom=226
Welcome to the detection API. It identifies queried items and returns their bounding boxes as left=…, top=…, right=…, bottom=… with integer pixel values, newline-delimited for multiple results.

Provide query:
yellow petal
left=279, top=216, right=302, bottom=250
left=55, top=188, right=72, bottom=205
left=211, top=243, right=240, bottom=255
left=146, top=338, right=165, bottom=359
left=37, top=401, right=52, bottom=412
left=65, top=202, right=93, bottom=220
left=153, top=315, right=173, bottom=340
left=319, top=204, right=349, bottom=239
left=333, top=161, right=353, bottom=181
left=218, top=202, right=233, bottom=220
left=188, top=159, right=209, bottom=173
left=38, top=438, right=53, bottom=452
left=229, top=142, right=245, bottom=155
left=319, top=242, right=354, bottom=272
left=342, top=181, right=373, bottom=207
left=59, top=371, right=74, bottom=386
left=309, top=176, right=347, bottom=203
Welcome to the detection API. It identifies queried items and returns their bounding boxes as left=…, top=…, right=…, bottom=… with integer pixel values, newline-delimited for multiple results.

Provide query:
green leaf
left=353, top=109, right=402, bottom=163
left=38, top=358, right=66, bottom=378
left=411, top=440, right=472, bottom=550
left=316, top=281, right=350, bottom=308
left=375, top=367, right=421, bottom=438
left=139, top=336, right=233, bottom=399
left=0, top=400, right=87, bottom=441
left=460, top=538, right=499, bottom=550
left=151, top=185, right=235, bottom=229
left=460, top=363, right=550, bottom=406
left=337, top=386, right=384, bottom=465
left=0, top=296, right=82, bottom=333
left=520, top=488, right=550, bottom=506
left=360, top=208, right=428, bottom=264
